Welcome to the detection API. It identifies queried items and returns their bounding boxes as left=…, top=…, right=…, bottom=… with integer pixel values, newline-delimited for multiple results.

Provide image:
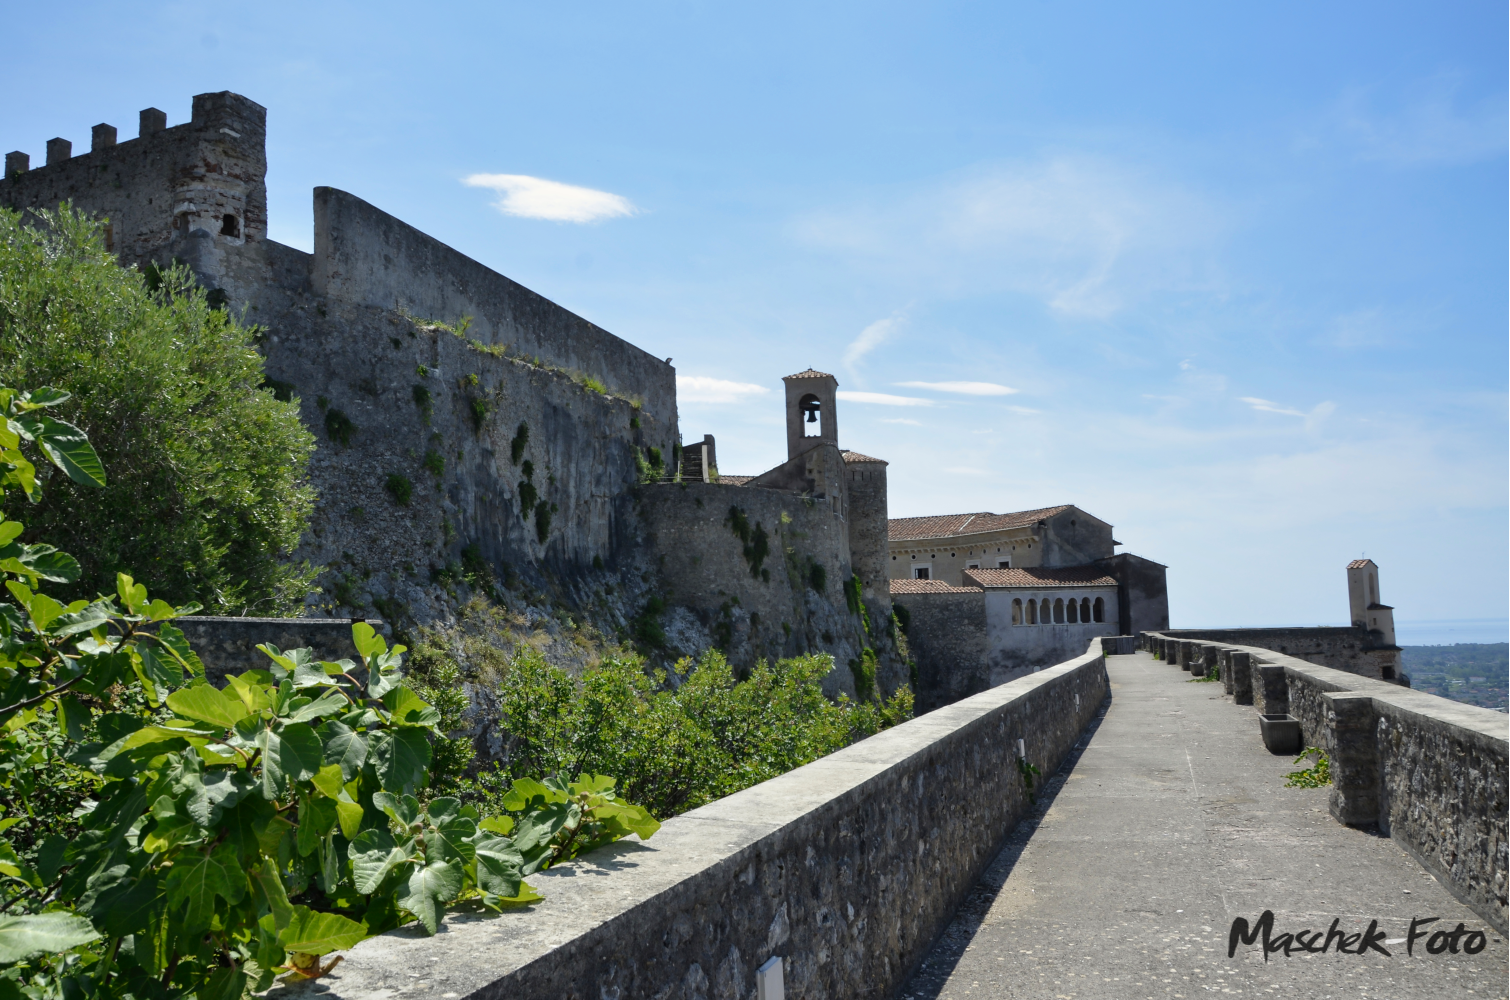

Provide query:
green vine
left=1285, top=747, right=1332, bottom=787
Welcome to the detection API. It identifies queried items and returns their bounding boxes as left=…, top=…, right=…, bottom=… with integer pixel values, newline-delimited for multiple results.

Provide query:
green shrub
left=808, top=562, right=827, bottom=593
left=488, top=646, right=912, bottom=818
left=535, top=501, right=553, bottom=542
left=1285, top=747, right=1332, bottom=787
left=0, top=206, right=318, bottom=615
left=422, top=448, right=445, bottom=479
left=510, top=422, right=529, bottom=465
left=385, top=473, right=413, bottom=506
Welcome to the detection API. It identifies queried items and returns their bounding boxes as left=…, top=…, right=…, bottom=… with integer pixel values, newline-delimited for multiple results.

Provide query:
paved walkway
left=901, top=652, right=1507, bottom=1000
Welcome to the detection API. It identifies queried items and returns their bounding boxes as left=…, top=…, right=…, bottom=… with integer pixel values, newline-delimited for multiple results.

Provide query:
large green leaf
left=368, top=728, right=431, bottom=793
left=91, top=873, right=163, bottom=937
left=349, top=828, right=409, bottom=894
left=277, top=722, right=323, bottom=783
left=18, top=413, right=106, bottom=488
left=397, top=860, right=462, bottom=935
left=471, top=836, right=524, bottom=898
left=278, top=905, right=368, bottom=955
left=137, top=643, right=184, bottom=693
left=381, top=686, right=441, bottom=728
left=287, top=689, right=348, bottom=725
left=297, top=795, right=338, bottom=857
left=319, top=720, right=368, bottom=781
left=155, top=622, right=206, bottom=680
left=0, top=913, right=101, bottom=963
left=428, top=813, right=477, bottom=865
left=167, top=685, right=250, bottom=730
left=14, top=545, right=80, bottom=585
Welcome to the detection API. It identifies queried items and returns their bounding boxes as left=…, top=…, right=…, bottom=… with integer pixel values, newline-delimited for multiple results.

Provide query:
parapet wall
left=311, top=188, right=677, bottom=429
left=273, top=641, right=1110, bottom=1000
left=1141, top=631, right=1507, bottom=932
left=1160, top=625, right=1401, bottom=682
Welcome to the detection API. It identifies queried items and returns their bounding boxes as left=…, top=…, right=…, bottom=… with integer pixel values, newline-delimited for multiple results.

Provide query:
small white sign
left=756, top=955, right=784, bottom=1000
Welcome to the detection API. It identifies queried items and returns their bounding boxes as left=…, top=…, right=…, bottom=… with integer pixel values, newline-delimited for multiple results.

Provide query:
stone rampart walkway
left=900, top=651, right=1507, bottom=999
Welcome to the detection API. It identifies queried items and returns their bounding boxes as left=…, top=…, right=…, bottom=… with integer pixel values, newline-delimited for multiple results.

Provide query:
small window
left=966, top=561, right=980, bottom=571
left=1093, top=596, right=1105, bottom=623
left=998, top=559, right=1010, bottom=569
left=1039, top=598, right=1051, bottom=622
left=1053, top=598, right=1065, bottom=624
left=1012, top=598, right=1022, bottom=625
left=1026, top=599, right=1038, bottom=625
left=220, top=214, right=240, bottom=237
left=1067, top=599, right=1079, bottom=624
left=913, top=566, right=930, bottom=580
left=1081, top=597, right=1091, bottom=622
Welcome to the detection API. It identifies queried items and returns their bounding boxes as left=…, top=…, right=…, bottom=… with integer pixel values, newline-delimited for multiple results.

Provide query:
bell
left=806, top=409, right=818, bottom=423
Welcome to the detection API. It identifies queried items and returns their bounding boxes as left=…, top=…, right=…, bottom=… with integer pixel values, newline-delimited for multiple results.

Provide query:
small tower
left=1347, top=559, right=1396, bottom=646
left=784, top=369, right=838, bottom=460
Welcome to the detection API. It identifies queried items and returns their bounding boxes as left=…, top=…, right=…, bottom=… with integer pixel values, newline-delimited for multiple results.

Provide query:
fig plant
left=0, top=386, right=659, bottom=999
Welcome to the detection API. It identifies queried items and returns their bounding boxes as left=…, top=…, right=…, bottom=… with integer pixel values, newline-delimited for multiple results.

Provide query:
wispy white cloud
left=1006, top=405, right=1042, bottom=415
left=1240, top=396, right=1337, bottom=430
left=896, top=380, right=1017, bottom=396
left=880, top=417, right=923, bottom=425
left=1332, top=76, right=1508, bottom=166
left=843, top=315, right=904, bottom=378
left=944, top=466, right=988, bottom=475
left=677, top=375, right=772, bottom=404
left=837, top=391, right=933, bottom=407
left=463, top=173, right=637, bottom=223
left=794, top=156, right=1227, bottom=319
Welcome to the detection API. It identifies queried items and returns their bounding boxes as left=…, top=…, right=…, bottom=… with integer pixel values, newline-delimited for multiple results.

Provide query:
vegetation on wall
left=0, top=207, right=317, bottom=616
left=725, top=506, right=770, bottom=581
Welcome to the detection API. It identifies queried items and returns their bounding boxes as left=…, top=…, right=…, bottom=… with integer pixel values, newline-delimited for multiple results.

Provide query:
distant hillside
left=1402, top=643, right=1508, bottom=712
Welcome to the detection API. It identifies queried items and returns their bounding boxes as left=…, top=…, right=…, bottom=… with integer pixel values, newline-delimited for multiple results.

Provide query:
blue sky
left=5, top=1, right=1506, bottom=632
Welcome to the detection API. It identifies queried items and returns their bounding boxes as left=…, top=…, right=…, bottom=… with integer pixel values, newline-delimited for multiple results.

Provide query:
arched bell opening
left=799, top=393, right=824, bottom=438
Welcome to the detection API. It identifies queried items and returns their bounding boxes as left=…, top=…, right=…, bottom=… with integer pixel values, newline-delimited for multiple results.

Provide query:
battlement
left=0, top=92, right=269, bottom=301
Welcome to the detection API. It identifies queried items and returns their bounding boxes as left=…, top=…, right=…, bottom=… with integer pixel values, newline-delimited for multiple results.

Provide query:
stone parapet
left=1142, top=631, right=1508, bottom=932
left=272, top=642, right=1111, bottom=1000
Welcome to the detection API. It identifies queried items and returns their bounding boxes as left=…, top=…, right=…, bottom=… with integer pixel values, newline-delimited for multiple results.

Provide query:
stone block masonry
left=631, top=481, right=907, bottom=698
left=271, top=641, right=1109, bottom=1000
left=1141, top=631, right=1508, bottom=932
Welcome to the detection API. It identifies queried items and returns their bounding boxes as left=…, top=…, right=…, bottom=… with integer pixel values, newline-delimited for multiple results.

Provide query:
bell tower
left=784, top=369, right=838, bottom=460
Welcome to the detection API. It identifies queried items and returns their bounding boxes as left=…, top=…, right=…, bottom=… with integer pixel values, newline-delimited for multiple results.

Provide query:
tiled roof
left=841, top=450, right=887, bottom=464
left=963, top=567, right=1117, bottom=589
left=785, top=369, right=834, bottom=380
left=888, top=579, right=984, bottom=595
left=1347, top=559, right=1376, bottom=570
left=888, top=505, right=1074, bottom=542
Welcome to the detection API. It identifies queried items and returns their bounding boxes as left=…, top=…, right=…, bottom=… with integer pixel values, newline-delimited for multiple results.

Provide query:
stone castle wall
left=892, top=588, right=988, bottom=711
left=631, top=482, right=907, bottom=697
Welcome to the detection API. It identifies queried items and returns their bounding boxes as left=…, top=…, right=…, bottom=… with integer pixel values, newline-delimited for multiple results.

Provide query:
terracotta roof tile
left=963, top=567, right=1117, bottom=589
left=784, top=369, right=834, bottom=380
left=1347, top=559, right=1376, bottom=569
left=888, top=505, right=1074, bottom=541
left=888, top=579, right=984, bottom=595
left=841, top=450, right=887, bottom=464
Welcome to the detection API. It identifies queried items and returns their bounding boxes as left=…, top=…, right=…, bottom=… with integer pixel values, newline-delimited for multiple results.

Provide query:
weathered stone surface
left=270, top=643, right=1110, bottom=1000
left=1144, top=631, right=1508, bottom=932
left=903, top=651, right=1507, bottom=1000
left=1160, top=625, right=1403, bottom=682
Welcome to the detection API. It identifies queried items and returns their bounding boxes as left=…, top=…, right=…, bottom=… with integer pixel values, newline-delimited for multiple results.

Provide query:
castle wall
left=0, top=92, right=270, bottom=304
left=1093, top=552, right=1170, bottom=635
left=631, top=482, right=888, bottom=697
left=891, top=588, right=988, bottom=712
left=845, top=458, right=889, bottom=603
left=256, top=292, right=674, bottom=621
left=310, top=188, right=676, bottom=430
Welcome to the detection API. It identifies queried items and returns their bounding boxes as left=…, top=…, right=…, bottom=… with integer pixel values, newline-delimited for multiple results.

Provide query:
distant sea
left=1394, top=619, right=1509, bottom=646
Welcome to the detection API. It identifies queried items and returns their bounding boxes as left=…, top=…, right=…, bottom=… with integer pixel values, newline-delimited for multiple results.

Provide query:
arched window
left=1093, top=596, right=1105, bottom=623
left=1067, top=598, right=1079, bottom=623
left=1053, top=598, right=1065, bottom=624
left=1081, top=597, right=1091, bottom=622
left=798, top=393, right=823, bottom=438
left=1039, top=599, right=1050, bottom=623
left=1012, top=598, right=1022, bottom=625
